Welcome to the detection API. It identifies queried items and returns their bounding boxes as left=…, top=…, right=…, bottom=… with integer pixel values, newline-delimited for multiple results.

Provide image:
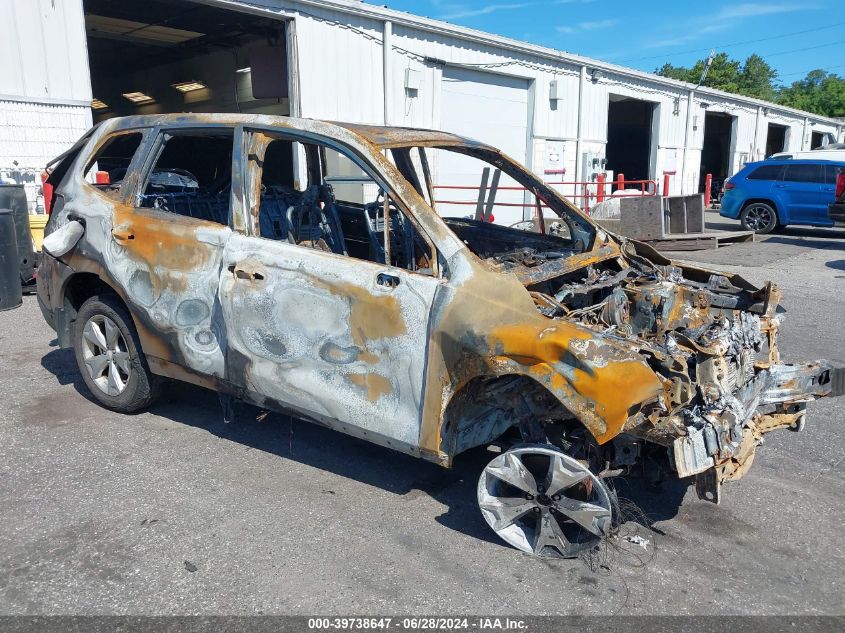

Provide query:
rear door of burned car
left=114, top=125, right=236, bottom=380
left=218, top=127, right=442, bottom=452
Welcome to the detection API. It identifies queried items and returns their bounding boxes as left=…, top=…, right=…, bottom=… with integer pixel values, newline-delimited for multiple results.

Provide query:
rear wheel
left=477, top=445, right=613, bottom=558
left=741, top=202, right=778, bottom=234
left=73, top=294, right=161, bottom=412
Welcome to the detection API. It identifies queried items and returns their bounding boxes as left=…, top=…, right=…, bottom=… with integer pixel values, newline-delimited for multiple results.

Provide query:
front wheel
left=73, top=294, right=161, bottom=412
left=477, top=445, right=614, bottom=558
left=741, top=202, right=778, bottom=234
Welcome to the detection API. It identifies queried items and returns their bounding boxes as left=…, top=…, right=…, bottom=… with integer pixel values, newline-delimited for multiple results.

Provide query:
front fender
left=485, top=321, right=663, bottom=444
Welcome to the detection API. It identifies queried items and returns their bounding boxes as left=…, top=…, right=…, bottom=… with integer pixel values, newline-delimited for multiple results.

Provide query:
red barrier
left=704, top=173, right=712, bottom=208
left=663, top=173, right=671, bottom=196
left=41, top=170, right=53, bottom=215
left=433, top=176, right=657, bottom=216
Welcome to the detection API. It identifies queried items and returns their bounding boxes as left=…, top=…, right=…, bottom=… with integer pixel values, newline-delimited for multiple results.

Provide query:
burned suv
left=38, top=115, right=843, bottom=558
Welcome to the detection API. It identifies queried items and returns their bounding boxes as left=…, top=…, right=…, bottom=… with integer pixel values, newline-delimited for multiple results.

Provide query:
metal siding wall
left=3, top=0, right=838, bottom=202
left=294, top=7, right=384, bottom=123
left=390, top=25, right=582, bottom=139
left=0, top=0, right=90, bottom=102
left=0, top=0, right=91, bottom=211
left=270, top=0, right=841, bottom=194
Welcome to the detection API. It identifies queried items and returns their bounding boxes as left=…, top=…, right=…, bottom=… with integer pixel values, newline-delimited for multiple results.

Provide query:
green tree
left=778, top=70, right=845, bottom=117
left=655, top=62, right=696, bottom=83
left=656, top=53, right=757, bottom=93
left=656, top=53, right=845, bottom=116
left=739, top=54, right=777, bottom=101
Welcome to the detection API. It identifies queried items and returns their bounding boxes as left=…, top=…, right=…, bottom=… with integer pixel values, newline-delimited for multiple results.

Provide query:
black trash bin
left=0, top=184, right=38, bottom=287
left=0, top=208, right=23, bottom=311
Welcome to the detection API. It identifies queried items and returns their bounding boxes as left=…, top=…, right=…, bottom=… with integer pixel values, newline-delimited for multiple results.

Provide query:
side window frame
left=239, top=126, right=441, bottom=278
left=783, top=163, right=825, bottom=184
left=79, top=127, right=153, bottom=205
left=748, top=164, right=785, bottom=182
left=127, top=125, right=238, bottom=229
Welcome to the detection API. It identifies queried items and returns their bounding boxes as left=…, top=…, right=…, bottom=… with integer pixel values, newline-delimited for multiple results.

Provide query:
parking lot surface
left=1, top=219, right=843, bottom=615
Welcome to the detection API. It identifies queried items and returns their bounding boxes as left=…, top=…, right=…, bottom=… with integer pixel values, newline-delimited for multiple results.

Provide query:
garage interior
left=765, top=122, right=788, bottom=156
left=83, top=0, right=290, bottom=122
left=810, top=130, right=826, bottom=149
left=699, top=111, right=735, bottom=189
left=606, top=95, right=656, bottom=185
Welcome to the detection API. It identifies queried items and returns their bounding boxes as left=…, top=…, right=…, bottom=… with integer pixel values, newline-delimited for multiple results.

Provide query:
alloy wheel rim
left=745, top=205, right=773, bottom=231
left=477, top=445, right=612, bottom=558
left=81, top=315, right=131, bottom=396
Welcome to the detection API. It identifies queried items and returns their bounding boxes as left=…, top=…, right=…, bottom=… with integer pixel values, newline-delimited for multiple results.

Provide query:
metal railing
left=433, top=173, right=658, bottom=217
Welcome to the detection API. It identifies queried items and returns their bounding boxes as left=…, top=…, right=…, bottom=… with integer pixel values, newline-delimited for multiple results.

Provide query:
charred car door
left=218, top=129, right=442, bottom=451
left=111, top=126, right=236, bottom=381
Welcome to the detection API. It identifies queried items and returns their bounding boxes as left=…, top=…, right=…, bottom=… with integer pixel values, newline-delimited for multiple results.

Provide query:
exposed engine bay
left=447, top=218, right=843, bottom=502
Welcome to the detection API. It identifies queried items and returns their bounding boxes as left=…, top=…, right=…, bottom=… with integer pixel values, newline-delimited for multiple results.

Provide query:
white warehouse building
left=2, top=0, right=843, bottom=218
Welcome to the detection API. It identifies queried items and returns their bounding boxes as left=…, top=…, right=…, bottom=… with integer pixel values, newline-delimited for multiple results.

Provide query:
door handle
left=376, top=272, right=400, bottom=289
left=228, top=264, right=264, bottom=281
left=112, top=229, right=135, bottom=241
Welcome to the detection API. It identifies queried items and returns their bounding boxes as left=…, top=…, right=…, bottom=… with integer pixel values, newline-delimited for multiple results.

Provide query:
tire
left=73, top=293, right=161, bottom=413
left=740, top=202, right=778, bottom=234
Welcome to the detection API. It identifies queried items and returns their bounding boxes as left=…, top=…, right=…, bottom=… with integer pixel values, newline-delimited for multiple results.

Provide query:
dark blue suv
left=720, top=159, right=845, bottom=233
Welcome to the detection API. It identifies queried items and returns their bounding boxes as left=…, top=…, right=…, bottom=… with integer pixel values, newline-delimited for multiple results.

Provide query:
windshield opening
left=388, top=145, right=596, bottom=264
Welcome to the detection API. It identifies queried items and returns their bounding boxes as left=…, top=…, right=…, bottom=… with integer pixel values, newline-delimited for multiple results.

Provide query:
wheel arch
left=57, top=272, right=137, bottom=348
left=439, top=372, right=597, bottom=462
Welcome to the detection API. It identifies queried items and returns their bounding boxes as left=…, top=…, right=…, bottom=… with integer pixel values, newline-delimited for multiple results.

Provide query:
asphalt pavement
left=1, top=216, right=843, bottom=615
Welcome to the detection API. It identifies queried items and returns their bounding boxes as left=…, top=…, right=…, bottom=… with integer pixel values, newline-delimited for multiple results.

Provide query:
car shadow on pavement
left=154, top=384, right=509, bottom=546
left=825, top=259, right=845, bottom=271
left=608, top=475, right=691, bottom=531
left=152, top=381, right=694, bottom=543
left=41, top=346, right=88, bottom=390
left=762, top=236, right=845, bottom=250
left=40, top=347, right=691, bottom=546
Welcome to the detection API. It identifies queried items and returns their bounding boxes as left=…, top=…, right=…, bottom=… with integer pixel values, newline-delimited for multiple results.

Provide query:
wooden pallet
left=646, top=230, right=755, bottom=251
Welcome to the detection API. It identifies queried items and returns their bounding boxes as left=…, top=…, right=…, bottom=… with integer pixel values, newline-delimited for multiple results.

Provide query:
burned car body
left=37, top=114, right=843, bottom=558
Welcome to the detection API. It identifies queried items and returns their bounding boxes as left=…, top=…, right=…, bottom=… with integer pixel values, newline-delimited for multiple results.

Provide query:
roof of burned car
left=100, top=113, right=490, bottom=150
left=332, top=122, right=487, bottom=149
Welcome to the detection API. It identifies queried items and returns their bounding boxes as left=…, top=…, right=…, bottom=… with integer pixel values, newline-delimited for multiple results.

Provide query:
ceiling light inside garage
left=86, top=14, right=203, bottom=45
left=236, top=67, right=251, bottom=74
left=172, top=81, right=207, bottom=93
left=122, top=92, right=154, bottom=104
left=91, top=98, right=108, bottom=110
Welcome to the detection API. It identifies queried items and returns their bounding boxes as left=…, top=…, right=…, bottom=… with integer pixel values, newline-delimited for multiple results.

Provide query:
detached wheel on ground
left=73, top=294, right=161, bottom=412
left=477, top=445, right=613, bottom=558
left=741, top=202, right=779, bottom=234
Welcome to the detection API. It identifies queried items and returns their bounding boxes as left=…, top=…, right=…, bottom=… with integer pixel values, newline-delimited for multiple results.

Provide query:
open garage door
left=810, top=131, right=826, bottom=149
left=765, top=123, right=788, bottom=157
left=699, top=111, right=735, bottom=191
left=84, top=0, right=290, bottom=121
left=436, top=67, right=530, bottom=225
left=606, top=95, right=657, bottom=185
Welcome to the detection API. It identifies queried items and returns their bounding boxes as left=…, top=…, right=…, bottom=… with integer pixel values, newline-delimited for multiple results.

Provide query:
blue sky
left=375, top=1, right=845, bottom=84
